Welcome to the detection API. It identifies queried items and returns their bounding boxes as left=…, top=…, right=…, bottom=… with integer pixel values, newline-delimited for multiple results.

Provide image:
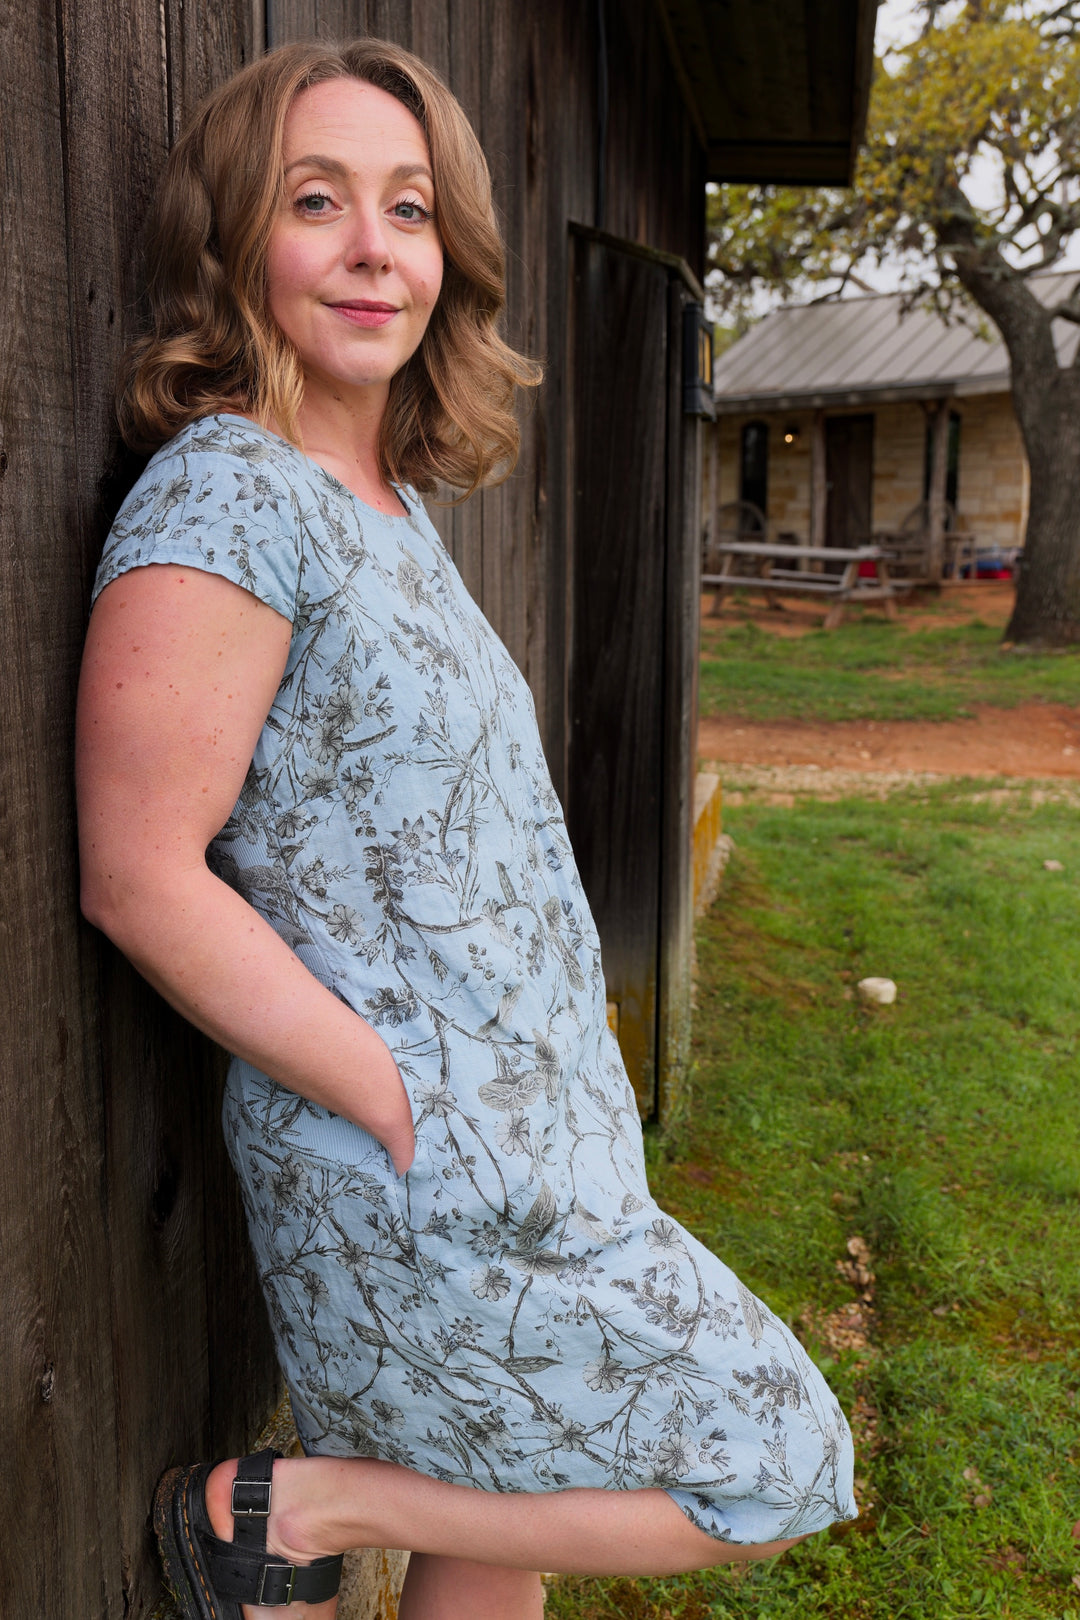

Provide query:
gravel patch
left=713, top=761, right=1080, bottom=806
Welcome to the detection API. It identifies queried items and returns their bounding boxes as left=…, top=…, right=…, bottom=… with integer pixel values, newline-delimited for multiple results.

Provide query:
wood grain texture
left=439, top=2, right=487, bottom=605
left=657, top=279, right=701, bottom=1121
left=0, top=0, right=125, bottom=1610
left=164, top=0, right=262, bottom=136
left=0, top=0, right=279, bottom=1614
left=567, top=230, right=672, bottom=1114
left=52, top=0, right=216, bottom=1597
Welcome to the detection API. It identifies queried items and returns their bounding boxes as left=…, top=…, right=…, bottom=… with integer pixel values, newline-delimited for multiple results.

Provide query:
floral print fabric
left=94, top=415, right=856, bottom=1543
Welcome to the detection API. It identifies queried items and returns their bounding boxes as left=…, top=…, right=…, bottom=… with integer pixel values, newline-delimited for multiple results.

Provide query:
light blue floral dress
left=94, top=415, right=856, bottom=1544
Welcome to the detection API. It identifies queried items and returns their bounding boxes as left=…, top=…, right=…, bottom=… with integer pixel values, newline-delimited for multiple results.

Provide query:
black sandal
left=154, top=1447, right=345, bottom=1614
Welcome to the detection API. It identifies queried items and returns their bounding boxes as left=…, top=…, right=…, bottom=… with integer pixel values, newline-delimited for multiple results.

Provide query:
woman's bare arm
left=76, top=562, right=415, bottom=1173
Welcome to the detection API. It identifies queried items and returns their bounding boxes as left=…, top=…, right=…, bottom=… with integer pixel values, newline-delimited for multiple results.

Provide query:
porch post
left=809, top=407, right=827, bottom=552
left=926, top=398, right=951, bottom=583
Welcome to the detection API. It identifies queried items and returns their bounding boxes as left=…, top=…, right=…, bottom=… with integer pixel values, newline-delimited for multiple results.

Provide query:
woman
left=76, top=38, right=856, bottom=1620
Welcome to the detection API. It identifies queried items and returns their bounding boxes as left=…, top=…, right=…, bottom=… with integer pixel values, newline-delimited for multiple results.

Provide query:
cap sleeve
left=92, top=422, right=301, bottom=623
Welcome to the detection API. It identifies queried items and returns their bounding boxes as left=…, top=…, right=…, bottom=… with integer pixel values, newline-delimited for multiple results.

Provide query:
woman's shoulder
left=128, top=414, right=308, bottom=502
left=94, top=415, right=311, bottom=619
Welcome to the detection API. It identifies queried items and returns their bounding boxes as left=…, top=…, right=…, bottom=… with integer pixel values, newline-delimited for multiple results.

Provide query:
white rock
left=857, top=977, right=897, bottom=1006
left=1043, top=859, right=1064, bottom=871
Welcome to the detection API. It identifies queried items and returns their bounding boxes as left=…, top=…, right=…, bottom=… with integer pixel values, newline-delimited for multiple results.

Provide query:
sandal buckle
left=255, top=1562, right=296, bottom=1606
left=231, top=1477, right=272, bottom=1517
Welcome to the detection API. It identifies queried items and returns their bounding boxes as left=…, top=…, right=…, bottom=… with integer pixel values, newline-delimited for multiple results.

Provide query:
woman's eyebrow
left=284, top=154, right=434, bottom=186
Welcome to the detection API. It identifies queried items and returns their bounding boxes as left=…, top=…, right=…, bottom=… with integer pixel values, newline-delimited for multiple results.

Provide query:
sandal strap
left=202, top=1529, right=345, bottom=1606
left=216, top=1447, right=344, bottom=1605
left=231, top=1449, right=279, bottom=1550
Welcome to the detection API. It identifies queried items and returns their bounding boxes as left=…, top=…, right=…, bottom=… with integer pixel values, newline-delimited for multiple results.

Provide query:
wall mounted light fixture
left=782, top=425, right=800, bottom=445
left=683, top=304, right=716, bottom=418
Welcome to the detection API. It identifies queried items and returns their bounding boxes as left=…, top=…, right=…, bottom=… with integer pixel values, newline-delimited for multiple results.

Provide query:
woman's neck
left=293, top=381, right=407, bottom=515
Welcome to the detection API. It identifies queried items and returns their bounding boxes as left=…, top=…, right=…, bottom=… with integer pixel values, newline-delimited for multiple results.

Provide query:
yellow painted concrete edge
left=693, top=771, right=735, bottom=918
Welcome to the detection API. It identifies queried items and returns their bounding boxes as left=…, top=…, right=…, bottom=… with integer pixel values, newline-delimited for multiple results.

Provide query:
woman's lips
left=329, top=301, right=399, bottom=329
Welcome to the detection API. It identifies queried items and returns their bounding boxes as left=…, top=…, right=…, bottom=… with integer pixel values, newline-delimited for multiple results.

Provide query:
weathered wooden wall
left=0, top=2, right=705, bottom=1613
left=1, top=2, right=274, bottom=1614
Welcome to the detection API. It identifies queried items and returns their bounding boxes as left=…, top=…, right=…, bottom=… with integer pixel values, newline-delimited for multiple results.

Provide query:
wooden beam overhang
left=654, top=0, right=878, bottom=185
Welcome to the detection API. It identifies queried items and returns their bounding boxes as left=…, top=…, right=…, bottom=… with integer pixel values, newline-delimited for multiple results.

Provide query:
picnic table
left=703, top=540, right=900, bottom=630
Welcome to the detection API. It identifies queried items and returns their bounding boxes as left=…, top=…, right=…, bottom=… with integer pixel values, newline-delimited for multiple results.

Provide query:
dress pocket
left=290, top=1106, right=394, bottom=1174
left=225, top=1057, right=402, bottom=1181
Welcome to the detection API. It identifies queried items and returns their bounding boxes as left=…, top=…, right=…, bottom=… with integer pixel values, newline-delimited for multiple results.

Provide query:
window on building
left=740, top=420, right=768, bottom=515
left=924, top=410, right=961, bottom=512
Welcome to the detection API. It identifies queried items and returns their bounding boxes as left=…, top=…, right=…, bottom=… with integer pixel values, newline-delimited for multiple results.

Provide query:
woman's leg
left=204, top=1455, right=803, bottom=1619
left=396, top=1555, right=544, bottom=1620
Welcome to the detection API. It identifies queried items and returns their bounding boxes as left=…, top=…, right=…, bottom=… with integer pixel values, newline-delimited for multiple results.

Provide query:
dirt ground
left=697, top=582, right=1080, bottom=780
left=701, top=578, right=1017, bottom=638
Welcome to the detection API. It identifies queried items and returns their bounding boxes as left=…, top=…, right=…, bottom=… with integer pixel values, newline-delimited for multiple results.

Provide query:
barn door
left=825, top=414, right=875, bottom=548
left=567, top=226, right=700, bottom=1117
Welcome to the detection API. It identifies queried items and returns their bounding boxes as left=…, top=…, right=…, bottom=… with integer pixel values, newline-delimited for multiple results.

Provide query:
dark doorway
left=740, top=420, right=768, bottom=515
left=825, top=414, right=874, bottom=548
left=567, top=226, right=701, bottom=1117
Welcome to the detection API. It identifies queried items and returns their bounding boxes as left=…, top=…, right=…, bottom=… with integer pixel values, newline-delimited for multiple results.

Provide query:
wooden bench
left=872, top=500, right=978, bottom=583
left=874, top=529, right=977, bottom=583
left=703, top=541, right=900, bottom=630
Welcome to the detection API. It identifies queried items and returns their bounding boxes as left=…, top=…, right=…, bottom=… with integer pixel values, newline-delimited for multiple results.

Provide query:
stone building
left=707, top=274, right=1080, bottom=568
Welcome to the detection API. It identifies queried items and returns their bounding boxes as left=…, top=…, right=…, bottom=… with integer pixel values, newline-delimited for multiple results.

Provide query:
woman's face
left=266, top=77, right=443, bottom=409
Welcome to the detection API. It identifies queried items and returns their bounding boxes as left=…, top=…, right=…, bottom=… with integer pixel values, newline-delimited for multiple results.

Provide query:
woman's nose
left=345, top=207, right=394, bottom=272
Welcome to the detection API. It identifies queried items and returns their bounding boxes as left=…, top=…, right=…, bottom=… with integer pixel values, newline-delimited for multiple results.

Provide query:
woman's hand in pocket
left=353, top=1026, right=415, bottom=1176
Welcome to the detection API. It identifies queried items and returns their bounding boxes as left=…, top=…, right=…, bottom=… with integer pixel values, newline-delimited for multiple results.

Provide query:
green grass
left=547, top=785, right=1080, bottom=1620
left=698, top=617, right=1080, bottom=722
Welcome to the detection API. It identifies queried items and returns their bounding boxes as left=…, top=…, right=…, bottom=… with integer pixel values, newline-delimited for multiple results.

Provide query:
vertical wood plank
left=407, top=0, right=450, bottom=71
left=367, top=0, right=415, bottom=45
left=478, top=0, right=527, bottom=669
left=267, top=0, right=324, bottom=45
left=533, top=0, right=598, bottom=793
left=438, top=1, right=486, bottom=603
left=61, top=0, right=279, bottom=1610
left=55, top=0, right=196, bottom=1597
left=566, top=230, right=671, bottom=1113
left=157, top=0, right=285, bottom=1518
left=657, top=280, right=700, bottom=1121
left=0, top=0, right=125, bottom=1610
left=164, top=0, right=262, bottom=135
left=515, top=5, right=552, bottom=742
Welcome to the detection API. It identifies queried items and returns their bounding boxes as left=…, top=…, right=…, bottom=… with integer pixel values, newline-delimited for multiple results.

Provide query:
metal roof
left=656, top=0, right=877, bottom=184
left=712, top=273, right=1080, bottom=413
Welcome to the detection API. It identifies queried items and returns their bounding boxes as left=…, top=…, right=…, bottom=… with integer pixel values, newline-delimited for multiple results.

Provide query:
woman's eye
left=391, top=198, right=432, bottom=224
left=296, top=191, right=335, bottom=217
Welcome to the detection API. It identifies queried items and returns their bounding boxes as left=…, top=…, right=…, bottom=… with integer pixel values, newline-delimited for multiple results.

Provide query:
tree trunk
left=1007, top=378, right=1080, bottom=645
left=946, top=236, right=1080, bottom=644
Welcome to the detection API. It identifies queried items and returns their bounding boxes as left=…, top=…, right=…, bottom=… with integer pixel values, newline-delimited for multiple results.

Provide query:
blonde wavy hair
left=118, top=38, right=540, bottom=496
